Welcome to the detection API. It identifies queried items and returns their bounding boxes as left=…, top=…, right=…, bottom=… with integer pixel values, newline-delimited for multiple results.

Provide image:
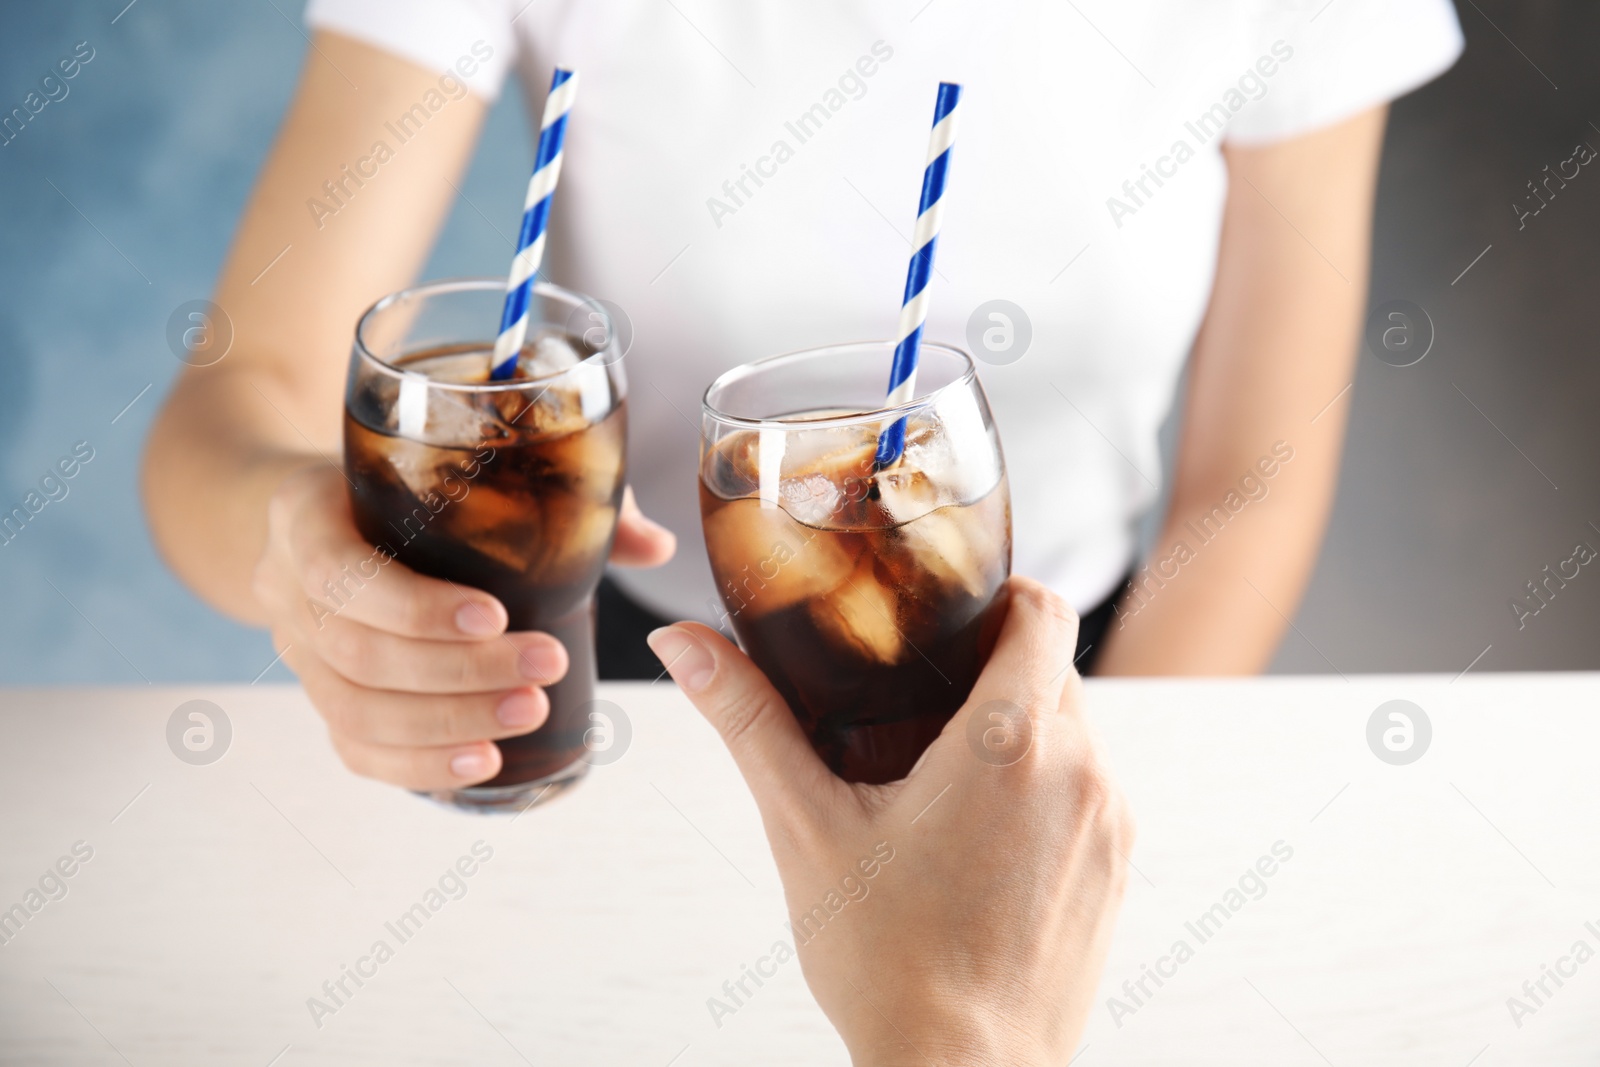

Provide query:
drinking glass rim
left=353, top=276, right=618, bottom=393
left=700, top=340, right=977, bottom=430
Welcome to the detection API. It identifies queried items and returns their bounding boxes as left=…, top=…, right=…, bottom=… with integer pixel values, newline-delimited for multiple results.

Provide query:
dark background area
left=0, top=1, right=1594, bottom=681
left=1272, top=0, right=1600, bottom=673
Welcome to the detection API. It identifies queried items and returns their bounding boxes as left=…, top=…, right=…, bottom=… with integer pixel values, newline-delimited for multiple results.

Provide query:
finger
left=609, top=486, right=677, bottom=568
left=327, top=731, right=505, bottom=791
left=1054, top=670, right=1118, bottom=784
left=307, top=611, right=569, bottom=693
left=279, top=482, right=508, bottom=640
left=647, top=622, right=844, bottom=819
left=283, top=639, right=550, bottom=747
left=962, top=576, right=1080, bottom=716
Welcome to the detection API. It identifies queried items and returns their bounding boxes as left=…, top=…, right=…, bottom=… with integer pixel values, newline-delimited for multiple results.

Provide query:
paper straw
left=874, top=81, right=961, bottom=470
left=489, top=68, right=579, bottom=380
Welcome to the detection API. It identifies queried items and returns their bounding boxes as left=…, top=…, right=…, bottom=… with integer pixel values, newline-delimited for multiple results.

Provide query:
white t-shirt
left=306, top=0, right=1462, bottom=620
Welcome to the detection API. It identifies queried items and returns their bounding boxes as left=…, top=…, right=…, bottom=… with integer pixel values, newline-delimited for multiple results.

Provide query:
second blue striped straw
left=874, top=81, right=962, bottom=470
left=489, top=68, right=579, bottom=380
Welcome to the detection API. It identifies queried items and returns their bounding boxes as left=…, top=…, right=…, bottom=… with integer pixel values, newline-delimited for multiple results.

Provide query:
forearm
left=1094, top=107, right=1385, bottom=675
left=1095, top=438, right=1334, bottom=674
left=138, top=31, right=486, bottom=624
left=142, top=369, right=323, bottom=623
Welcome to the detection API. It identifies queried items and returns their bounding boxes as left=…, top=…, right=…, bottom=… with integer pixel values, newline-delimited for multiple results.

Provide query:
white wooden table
left=0, top=676, right=1596, bottom=1065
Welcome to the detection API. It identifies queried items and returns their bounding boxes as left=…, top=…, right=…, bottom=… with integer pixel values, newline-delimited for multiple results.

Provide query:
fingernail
left=514, top=640, right=565, bottom=682
left=456, top=601, right=504, bottom=636
left=647, top=626, right=715, bottom=692
left=450, top=750, right=490, bottom=779
left=496, top=689, right=543, bottom=728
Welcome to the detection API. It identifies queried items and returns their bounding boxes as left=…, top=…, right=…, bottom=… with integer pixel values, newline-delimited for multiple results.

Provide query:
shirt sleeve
left=1226, top=0, right=1464, bottom=145
left=304, top=0, right=519, bottom=102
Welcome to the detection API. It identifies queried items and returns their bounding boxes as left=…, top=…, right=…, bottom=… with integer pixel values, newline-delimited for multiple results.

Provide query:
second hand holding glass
left=698, top=81, right=1014, bottom=783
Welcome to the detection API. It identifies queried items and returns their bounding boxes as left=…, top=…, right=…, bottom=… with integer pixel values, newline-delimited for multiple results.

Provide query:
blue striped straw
left=874, top=81, right=962, bottom=470
left=489, top=68, right=579, bottom=380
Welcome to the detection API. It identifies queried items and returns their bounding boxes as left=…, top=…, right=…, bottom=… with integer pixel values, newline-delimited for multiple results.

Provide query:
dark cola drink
left=701, top=420, right=1010, bottom=784
left=344, top=329, right=625, bottom=807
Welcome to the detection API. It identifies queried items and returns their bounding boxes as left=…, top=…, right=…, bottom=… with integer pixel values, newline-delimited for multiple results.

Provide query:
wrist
left=845, top=1006, right=1055, bottom=1067
left=852, top=1041, right=1052, bottom=1067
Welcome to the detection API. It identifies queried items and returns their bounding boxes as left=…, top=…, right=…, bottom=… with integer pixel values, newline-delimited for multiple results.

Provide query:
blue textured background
left=0, top=2, right=531, bottom=683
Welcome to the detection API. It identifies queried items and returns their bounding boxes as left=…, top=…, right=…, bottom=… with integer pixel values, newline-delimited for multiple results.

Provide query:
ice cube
left=901, top=398, right=1000, bottom=505
left=703, top=499, right=858, bottom=619
left=809, top=553, right=903, bottom=665
left=537, top=500, right=618, bottom=580
left=540, top=406, right=624, bottom=503
left=500, top=382, right=590, bottom=440
left=874, top=462, right=943, bottom=526
left=876, top=479, right=1009, bottom=606
left=421, top=388, right=514, bottom=448
left=440, top=483, right=541, bottom=573
left=354, top=428, right=465, bottom=510
left=521, top=330, right=585, bottom=378
left=780, top=438, right=878, bottom=530
left=779, top=472, right=842, bottom=528
left=896, top=506, right=993, bottom=599
left=704, top=431, right=761, bottom=500
left=778, top=425, right=875, bottom=481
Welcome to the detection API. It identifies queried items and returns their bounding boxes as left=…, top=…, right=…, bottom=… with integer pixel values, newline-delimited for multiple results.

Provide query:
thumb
left=648, top=622, right=844, bottom=818
left=610, top=486, right=677, bottom=568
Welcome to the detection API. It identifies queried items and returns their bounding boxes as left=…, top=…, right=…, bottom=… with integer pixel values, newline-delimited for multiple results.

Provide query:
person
left=140, top=6, right=1460, bottom=1051
left=653, top=577, right=1133, bottom=1063
left=142, top=3, right=1462, bottom=784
